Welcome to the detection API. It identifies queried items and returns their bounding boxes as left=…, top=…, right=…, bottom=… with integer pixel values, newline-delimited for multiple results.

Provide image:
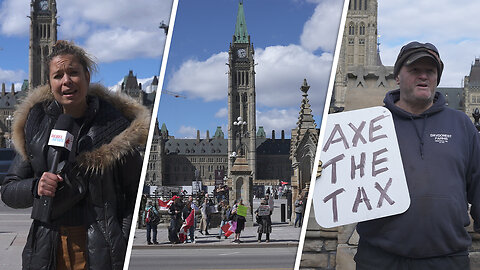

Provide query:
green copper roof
left=21, top=80, right=29, bottom=91
left=256, top=126, right=266, bottom=138
left=234, top=1, right=249, bottom=44
left=214, top=126, right=225, bottom=139
left=161, top=123, right=168, bottom=135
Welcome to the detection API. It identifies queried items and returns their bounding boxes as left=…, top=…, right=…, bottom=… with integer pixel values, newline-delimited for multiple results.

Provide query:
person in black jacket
left=0, top=40, right=149, bottom=270
left=355, top=41, right=480, bottom=270
left=168, top=197, right=183, bottom=244
left=255, top=199, right=272, bottom=243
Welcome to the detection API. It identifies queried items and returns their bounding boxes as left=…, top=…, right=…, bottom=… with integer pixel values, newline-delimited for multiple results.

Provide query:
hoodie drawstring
left=410, top=115, right=428, bottom=159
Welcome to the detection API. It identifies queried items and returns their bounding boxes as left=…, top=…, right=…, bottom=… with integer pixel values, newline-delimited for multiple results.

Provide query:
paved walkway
left=0, top=198, right=301, bottom=270
left=133, top=222, right=301, bottom=249
left=133, top=198, right=302, bottom=249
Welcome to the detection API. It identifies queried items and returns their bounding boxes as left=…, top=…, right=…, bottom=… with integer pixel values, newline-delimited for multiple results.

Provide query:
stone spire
left=296, top=78, right=317, bottom=132
left=160, top=123, right=169, bottom=139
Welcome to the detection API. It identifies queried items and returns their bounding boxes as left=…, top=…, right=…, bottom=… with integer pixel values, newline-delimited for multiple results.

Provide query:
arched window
left=359, top=23, right=365, bottom=35
left=349, top=23, right=355, bottom=35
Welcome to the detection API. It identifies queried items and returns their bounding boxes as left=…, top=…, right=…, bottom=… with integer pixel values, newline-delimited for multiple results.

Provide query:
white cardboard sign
left=313, top=106, right=410, bottom=228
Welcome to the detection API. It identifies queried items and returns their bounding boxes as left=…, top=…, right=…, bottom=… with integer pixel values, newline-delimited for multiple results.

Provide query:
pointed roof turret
left=233, top=1, right=249, bottom=44
left=468, top=58, right=480, bottom=87
left=160, top=123, right=169, bottom=138
left=256, top=126, right=266, bottom=138
left=296, top=79, right=317, bottom=131
left=153, top=119, right=160, bottom=136
left=21, top=80, right=29, bottom=91
left=122, top=70, right=140, bottom=90
left=214, top=126, right=224, bottom=139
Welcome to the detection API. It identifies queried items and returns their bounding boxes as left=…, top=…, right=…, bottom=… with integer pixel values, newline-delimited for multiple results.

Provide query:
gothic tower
left=29, top=0, right=57, bottom=89
left=334, top=0, right=380, bottom=109
left=290, top=79, right=318, bottom=212
left=227, top=2, right=256, bottom=220
left=227, top=1, right=256, bottom=177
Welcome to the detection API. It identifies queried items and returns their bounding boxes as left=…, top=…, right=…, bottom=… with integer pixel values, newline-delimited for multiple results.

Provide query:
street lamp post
left=5, top=114, right=13, bottom=148
left=233, top=116, right=247, bottom=156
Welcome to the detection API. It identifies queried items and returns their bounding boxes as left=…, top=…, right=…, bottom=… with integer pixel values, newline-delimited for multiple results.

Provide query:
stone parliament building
left=144, top=2, right=320, bottom=221
left=301, top=0, right=480, bottom=269
left=0, top=0, right=156, bottom=148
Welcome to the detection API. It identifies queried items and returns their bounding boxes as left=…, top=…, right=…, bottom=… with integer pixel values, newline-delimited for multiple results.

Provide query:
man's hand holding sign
left=313, top=106, right=410, bottom=228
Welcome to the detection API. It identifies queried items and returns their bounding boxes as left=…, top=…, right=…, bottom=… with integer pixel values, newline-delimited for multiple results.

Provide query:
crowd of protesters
left=141, top=188, right=304, bottom=245
left=142, top=190, right=252, bottom=245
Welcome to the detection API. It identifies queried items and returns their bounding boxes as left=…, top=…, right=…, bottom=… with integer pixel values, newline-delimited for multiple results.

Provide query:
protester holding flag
left=143, top=201, right=159, bottom=245
left=168, top=197, right=183, bottom=244
left=182, top=196, right=198, bottom=243
left=180, top=200, right=195, bottom=243
left=217, top=200, right=231, bottom=239
left=255, top=199, right=272, bottom=243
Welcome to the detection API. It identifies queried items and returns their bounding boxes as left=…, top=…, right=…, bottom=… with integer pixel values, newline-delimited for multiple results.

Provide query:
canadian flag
left=158, top=195, right=180, bottom=209
left=178, top=209, right=195, bottom=243
left=221, top=221, right=237, bottom=238
left=145, top=209, right=151, bottom=223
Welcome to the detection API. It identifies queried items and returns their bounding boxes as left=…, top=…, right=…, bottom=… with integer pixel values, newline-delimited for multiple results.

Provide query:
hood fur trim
left=12, top=84, right=150, bottom=172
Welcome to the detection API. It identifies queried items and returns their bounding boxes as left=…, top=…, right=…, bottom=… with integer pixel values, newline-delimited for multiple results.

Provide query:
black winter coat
left=1, top=84, right=150, bottom=270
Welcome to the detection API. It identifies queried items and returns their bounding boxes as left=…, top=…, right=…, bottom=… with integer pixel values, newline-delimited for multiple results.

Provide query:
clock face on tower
left=39, top=0, right=48, bottom=10
left=237, top=48, right=247, bottom=58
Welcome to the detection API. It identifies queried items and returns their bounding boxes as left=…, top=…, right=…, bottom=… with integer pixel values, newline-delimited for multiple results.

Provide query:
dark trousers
left=258, top=233, right=270, bottom=241
left=146, top=223, right=157, bottom=243
left=355, top=240, right=470, bottom=270
left=294, top=212, right=302, bottom=227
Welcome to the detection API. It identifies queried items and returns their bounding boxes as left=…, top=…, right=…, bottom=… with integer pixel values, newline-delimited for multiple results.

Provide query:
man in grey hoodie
left=355, top=41, right=480, bottom=270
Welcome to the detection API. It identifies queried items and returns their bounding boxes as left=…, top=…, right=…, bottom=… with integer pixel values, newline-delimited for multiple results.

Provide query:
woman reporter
left=0, top=40, right=150, bottom=270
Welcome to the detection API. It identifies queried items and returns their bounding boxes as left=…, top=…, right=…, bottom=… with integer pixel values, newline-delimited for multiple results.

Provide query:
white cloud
left=256, top=108, right=300, bottom=138
left=177, top=125, right=197, bottom=139
left=377, top=0, right=480, bottom=87
left=84, top=28, right=164, bottom=63
left=167, top=52, right=229, bottom=101
left=0, top=0, right=172, bottom=62
left=0, top=68, right=27, bottom=85
left=57, top=0, right=172, bottom=31
left=215, top=107, right=228, bottom=118
left=300, top=0, right=344, bottom=53
left=0, top=1, right=29, bottom=36
left=255, top=45, right=331, bottom=113
left=167, top=45, right=331, bottom=115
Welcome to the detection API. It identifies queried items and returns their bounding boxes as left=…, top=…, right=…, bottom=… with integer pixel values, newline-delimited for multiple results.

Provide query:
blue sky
left=0, top=0, right=174, bottom=92
left=158, top=0, right=345, bottom=139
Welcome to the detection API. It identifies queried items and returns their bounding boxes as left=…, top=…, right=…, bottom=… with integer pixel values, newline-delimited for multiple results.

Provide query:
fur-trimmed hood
left=11, top=83, right=151, bottom=172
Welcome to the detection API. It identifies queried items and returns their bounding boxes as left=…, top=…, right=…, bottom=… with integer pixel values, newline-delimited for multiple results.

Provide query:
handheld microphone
left=31, top=114, right=75, bottom=223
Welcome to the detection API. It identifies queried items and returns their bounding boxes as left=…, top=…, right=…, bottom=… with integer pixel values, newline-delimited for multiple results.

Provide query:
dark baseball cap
left=393, top=41, right=444, bottom=85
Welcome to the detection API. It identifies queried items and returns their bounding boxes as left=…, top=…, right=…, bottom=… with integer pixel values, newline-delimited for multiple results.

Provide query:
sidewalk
left=133, top=198, right=302, bottom=249
left=132, top=222, right=302, bottom=249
